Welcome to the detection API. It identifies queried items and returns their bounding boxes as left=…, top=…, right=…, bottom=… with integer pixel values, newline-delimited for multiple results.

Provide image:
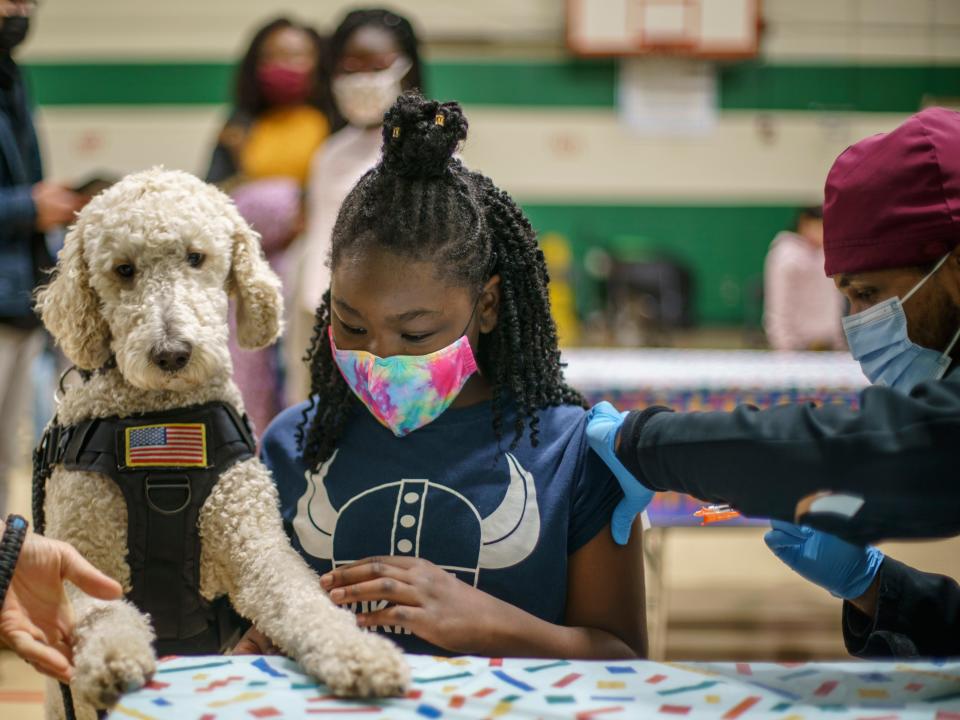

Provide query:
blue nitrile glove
left=586, top=401, right=655, bottom=546
left=764, top=520, right=884, bottom=599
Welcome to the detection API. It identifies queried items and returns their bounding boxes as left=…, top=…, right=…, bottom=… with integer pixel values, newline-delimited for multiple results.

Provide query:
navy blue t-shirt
left=260, top=399, right=622, bottom=655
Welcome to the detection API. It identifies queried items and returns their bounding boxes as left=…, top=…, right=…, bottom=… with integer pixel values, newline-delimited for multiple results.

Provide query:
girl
left=287, top=8, right=424, bottom=402
left=205, top=17, right=333, bottom=188
left=254, top=93, right=646, bottom=659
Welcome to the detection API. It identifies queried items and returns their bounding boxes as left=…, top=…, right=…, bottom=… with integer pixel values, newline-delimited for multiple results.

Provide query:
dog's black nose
left=150, top=344, right=193, bottom=373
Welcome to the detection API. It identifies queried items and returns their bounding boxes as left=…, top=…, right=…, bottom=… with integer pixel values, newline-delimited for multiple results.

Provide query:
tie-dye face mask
left=328, top=326, right=479, bottom=437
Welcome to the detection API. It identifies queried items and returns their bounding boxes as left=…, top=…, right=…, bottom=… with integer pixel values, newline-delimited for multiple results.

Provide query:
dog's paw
left=73, top=642, right=156, bottom=708
left=71, top=602, right=157, bottom=708
left=302, top=631, right=409, bottom=698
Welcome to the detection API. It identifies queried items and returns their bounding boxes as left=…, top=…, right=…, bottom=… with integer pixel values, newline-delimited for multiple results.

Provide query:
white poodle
left=34, top=168, right=408, bottom=719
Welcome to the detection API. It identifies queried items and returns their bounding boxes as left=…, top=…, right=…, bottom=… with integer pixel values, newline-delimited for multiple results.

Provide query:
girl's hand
left=231, top=625, right=282, bottom=656
left=320, top=556, right=496, bottom=654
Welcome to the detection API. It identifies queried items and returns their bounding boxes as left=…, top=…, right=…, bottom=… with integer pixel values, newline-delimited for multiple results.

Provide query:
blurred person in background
left=285, top=8, right=424, bottom=402
left=228, top=178, right=304, bottom=436
left=205, top=16, right=334, bottom=188
left=764, top=205, right=846, bottom=351
left=0, top=0, right=83, bottom=517
left=206, top=17, right=333, bottom=428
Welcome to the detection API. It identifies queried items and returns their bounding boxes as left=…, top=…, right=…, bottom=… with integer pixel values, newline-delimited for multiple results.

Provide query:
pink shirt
left=763, top=231, right=846, bottom=351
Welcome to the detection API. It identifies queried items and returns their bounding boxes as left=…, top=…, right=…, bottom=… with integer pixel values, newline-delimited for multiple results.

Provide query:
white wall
left=21, top=0, right=960, bottom=62
left=763, top=0, right=960, bottom=62
left=21, top=1, right=959, bottom=201
left=37, top=105, right=907, bottom=204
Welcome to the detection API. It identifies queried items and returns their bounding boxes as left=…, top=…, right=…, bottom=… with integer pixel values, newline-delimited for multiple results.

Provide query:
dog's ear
left=35, top=219, right=112, bottom=370
left=227, top=205, right=284, bottom=349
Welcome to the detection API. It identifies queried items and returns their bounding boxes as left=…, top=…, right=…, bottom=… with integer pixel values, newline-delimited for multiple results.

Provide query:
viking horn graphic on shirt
left=478, top=453, right=540, bottom=569
left=295, top=450, right=540, bottom=570
left=294, top=450, right=338, bottom=560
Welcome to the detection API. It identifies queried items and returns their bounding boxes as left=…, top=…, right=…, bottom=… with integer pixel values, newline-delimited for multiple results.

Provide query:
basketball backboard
left=567, top=0, right=761, bottom=59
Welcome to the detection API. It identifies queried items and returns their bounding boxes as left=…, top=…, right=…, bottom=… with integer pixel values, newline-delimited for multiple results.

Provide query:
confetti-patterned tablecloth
left=107, top=654, right=960, bottom=719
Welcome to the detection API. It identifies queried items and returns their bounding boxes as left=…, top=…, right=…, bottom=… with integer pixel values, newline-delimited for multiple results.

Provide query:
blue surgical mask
left=842, top=252, right=960, bottom=392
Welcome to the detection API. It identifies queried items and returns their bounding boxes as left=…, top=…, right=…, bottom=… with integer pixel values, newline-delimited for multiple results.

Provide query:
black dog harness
left=34, top=401, right=255, bottom=656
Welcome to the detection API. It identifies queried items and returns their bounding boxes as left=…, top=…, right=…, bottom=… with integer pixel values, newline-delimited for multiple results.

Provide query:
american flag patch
left=124, top=423, right=207, bottom=468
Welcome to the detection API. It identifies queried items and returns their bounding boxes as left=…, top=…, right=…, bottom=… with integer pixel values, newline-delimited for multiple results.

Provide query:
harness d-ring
left=145, top=475, right=192, bottom=515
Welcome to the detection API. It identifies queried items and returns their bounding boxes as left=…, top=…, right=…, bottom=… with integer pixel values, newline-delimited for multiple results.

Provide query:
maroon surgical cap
left=823, top=107, right=960, bottom=276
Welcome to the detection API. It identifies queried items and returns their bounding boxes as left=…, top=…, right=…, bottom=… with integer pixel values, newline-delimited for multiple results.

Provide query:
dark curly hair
left=297, top=92, right=584, bottom=471
left=233, top=17, right=333, bottom=119
left=329, top=8, right=424, bottom=101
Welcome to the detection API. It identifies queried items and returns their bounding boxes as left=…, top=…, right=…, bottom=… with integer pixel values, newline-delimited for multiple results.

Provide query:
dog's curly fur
left=34, top=168, right=409, bottom=719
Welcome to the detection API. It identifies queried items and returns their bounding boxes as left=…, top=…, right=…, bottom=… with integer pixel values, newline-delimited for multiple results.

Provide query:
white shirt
left=295, top=125, right=383, bottom=315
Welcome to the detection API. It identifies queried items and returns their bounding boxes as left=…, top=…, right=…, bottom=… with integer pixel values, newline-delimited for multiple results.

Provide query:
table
left=561, top=349, right=868, bottom=401
left=561, top=349, right=869, bottom=526
left=107, top=653, right=960, bottom=719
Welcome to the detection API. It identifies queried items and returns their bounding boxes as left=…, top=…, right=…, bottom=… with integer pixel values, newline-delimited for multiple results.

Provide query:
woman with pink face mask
left=205, top=17, right=334, bottom=188
left=285, top=9, right=424, bottom=403
left=206, top=18, right=332, bottom=434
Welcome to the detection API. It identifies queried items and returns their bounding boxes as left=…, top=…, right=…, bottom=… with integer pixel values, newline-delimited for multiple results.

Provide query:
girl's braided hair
left=298, top=92, right=583, bottom=471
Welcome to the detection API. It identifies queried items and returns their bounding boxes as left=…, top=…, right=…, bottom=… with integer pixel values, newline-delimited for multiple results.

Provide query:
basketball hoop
left=567, top=0, right=761, bottom=60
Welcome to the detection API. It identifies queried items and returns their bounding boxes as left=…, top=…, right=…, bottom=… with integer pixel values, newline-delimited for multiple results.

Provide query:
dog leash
left=35, top=363, right=113, bottom=720
left=32, top=430, right=81, bottom=719
left=32, top=424, right=81, bottom=720
left=58, top=685, right=107, bottom=720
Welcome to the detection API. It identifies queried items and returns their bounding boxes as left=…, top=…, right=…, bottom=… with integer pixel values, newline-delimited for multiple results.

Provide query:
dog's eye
left=115, top=264, right=135, bottom=279
left=187, top=252, right=205, bottom=268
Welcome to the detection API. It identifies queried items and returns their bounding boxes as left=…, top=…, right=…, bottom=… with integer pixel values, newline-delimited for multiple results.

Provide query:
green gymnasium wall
left=524, top=204, right=796, bottom=325
left=24, top=59, right=959, bottom=325
left=24, top=60, right=960, bottom=111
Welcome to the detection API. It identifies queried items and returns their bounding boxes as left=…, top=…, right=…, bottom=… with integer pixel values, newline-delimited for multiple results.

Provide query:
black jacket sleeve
left=204, top=112, right=251, bottom=185
left=204, top=141, right=238, bottom=185
left=614, top=373, right=960, bottom=544
left=842, top=557, right=960, bottom=658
